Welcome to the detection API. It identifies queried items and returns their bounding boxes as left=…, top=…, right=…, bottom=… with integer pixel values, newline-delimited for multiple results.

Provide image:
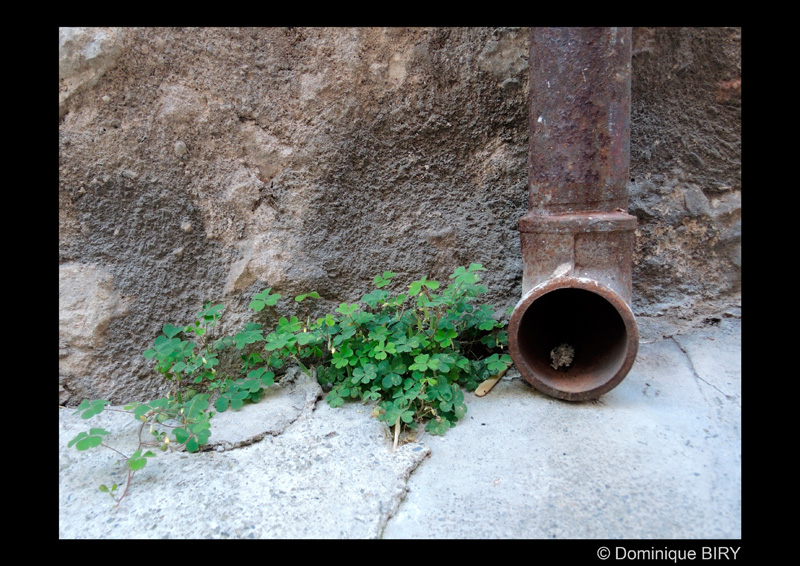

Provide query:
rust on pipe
left=508, top=27, right=639, bottom=401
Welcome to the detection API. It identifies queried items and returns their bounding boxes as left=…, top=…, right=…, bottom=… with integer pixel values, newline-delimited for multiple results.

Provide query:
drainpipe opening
left=509, top=278, right=638, bottom=401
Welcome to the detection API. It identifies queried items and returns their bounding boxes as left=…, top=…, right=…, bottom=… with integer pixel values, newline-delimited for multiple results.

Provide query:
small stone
left=174, top=140, right=188, bottom=157
left=683, top=184, right=711, bottom=217
left=180, top=221, right=193, bottom=233
left=687, top=151, right=705, bottom=168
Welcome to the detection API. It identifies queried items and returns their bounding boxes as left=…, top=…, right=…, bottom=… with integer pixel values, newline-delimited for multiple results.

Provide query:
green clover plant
left=288, top=264, right=512, bottom=447
left=68, top=393, right=213, bottom=506
left=68, top=263, right=512, bottom=503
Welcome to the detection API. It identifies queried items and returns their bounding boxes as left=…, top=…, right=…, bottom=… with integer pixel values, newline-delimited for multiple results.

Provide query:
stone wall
left=59, top=27, right=741, bottom=405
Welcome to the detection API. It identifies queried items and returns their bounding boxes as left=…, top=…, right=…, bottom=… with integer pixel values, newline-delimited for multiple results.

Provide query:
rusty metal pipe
left=508, top=27, right=639, bottom=401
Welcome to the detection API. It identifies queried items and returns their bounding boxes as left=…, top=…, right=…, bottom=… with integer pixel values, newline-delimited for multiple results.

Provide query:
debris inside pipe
left=550, top=343, right=575, bottom=370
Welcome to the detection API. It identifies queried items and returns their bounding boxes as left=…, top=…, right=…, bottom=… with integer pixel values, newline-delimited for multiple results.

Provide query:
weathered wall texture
left=629, top=27, right=741, bottom=316
left=59, top=27, right=741, bottom=405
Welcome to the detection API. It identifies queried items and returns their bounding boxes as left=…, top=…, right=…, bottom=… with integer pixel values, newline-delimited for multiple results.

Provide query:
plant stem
left=115, top=469, right=135, bottom=507
left=393, top=419, right=400, bottom=452
left=99, top=443, right=129, bottom=459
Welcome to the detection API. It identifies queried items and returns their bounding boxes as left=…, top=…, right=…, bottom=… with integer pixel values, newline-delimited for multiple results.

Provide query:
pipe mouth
left=508, top=277, right=638, bottom=401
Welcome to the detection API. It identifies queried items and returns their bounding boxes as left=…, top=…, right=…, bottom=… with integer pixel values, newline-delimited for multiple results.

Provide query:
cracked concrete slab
left=202, top=366, right=322, bottom=451
left=383, top=315, right=741, bottom=539
left=59, top=368, right=430, bottom=539
left=59, top=316, right=740, bottom=539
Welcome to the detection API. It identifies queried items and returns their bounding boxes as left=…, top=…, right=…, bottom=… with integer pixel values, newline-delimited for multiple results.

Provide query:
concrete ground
left=59, top=312, right=741, bottom=540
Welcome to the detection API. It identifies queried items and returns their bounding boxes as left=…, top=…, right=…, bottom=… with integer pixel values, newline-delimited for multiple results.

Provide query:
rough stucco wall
left=629, top=27, right=741, bottom=317
left=59, top=27, right=741, bottom=405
